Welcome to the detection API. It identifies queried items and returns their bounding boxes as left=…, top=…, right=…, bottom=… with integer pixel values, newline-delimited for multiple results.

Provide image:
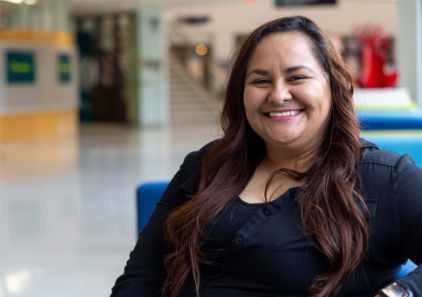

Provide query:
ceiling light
left=196, top=44, right=208, bottom=56
left=1, top=0, right=24, bottom=4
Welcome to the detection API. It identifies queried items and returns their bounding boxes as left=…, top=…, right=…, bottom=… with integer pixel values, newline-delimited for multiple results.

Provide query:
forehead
left=247, top=32, right=320, bottom=70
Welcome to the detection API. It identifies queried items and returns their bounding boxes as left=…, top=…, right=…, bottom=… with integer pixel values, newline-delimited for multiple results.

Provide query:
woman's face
left=243, top=32, right=332, bottom=154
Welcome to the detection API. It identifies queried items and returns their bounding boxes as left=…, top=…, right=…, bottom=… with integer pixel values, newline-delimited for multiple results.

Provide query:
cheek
left=306, top=84, right=331, bottom=112
left=322, top=89, right=332, bottom=113
left=320, top=95, right=332, bottom=127
left=243, top=88, right=262, bottom=112
left=320, top=82, right=332, bottom=108
left=243, top=94, right=260, bottom=130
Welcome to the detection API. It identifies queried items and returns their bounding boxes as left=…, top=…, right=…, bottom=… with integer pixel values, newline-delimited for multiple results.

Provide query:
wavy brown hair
left=163, top=16, right=369, bottom=297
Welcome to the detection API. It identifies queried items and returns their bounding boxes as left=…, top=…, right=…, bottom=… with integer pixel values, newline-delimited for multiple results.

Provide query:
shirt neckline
left=237, top=186, right=301, bottom=206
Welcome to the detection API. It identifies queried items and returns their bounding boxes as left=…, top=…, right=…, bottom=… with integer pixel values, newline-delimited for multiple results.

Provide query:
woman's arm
left=387, top=154, right=422, bottom=296
left=110, top=151, right=199, bottom=297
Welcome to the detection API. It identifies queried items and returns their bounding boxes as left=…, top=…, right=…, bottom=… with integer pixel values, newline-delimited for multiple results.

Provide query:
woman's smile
left=264, top=109, right=303, bottom=121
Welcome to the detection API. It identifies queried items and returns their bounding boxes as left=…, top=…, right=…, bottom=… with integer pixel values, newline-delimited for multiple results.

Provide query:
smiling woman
left=111, top=16, right=422, bottom=297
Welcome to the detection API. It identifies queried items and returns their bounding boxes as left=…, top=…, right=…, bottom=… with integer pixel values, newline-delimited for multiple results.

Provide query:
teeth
left=268, top=110, right=300, bottom=117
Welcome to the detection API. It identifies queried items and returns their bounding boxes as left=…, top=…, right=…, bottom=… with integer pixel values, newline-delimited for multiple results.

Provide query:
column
left=397, top=0, right=422, bottom=108
left=136, top=9, right=168, bottom=125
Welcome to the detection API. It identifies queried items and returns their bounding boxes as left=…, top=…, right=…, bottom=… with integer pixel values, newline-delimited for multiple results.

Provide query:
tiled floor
left=0, top=122, right=221, bottom=297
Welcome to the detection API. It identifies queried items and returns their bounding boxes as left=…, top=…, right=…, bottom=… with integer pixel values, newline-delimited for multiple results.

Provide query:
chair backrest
left=135, top=181, right=417, bottom=278
left=136, top=181, right=169, bottom=234
left=394, top=260, right=418, bottom=280
left=357, top=110, right=422, bottom=130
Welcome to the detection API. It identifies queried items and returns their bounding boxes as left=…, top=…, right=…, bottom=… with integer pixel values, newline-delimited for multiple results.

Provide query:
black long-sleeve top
left=111, top=139, right=422, bottom=297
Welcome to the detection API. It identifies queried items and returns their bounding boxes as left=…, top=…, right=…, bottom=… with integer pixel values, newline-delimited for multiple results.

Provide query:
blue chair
left=136, top=181, right=169, bottom=234
left=136, top=181, right=417, bottom=278
left=357, top=110, right=422, bottom=130
left=394, top=260, right=418, bottom=279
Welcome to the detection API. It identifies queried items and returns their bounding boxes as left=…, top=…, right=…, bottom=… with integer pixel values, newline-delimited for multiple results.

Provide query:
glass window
left=0, top=0, right=71, bottom=32
left=0, top=1, right=23, bottom=28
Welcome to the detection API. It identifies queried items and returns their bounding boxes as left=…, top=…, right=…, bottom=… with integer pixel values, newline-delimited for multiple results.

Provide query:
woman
left=111, top=16, right=421, bottom=297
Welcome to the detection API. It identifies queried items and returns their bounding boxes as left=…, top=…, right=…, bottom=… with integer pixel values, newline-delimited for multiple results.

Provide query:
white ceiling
left=71, top=0, right=242, bottom=16
left=71, top=0, right=396, bottom=16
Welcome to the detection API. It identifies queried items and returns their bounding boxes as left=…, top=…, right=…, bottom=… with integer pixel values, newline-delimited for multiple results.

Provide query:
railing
left=167, top=24, right=227, bottom=109
left=169, top=52, right=222, bottom=111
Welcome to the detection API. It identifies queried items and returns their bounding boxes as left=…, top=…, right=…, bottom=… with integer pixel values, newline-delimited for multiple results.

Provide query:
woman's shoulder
left=359, top=138, right=414, bottom=168
left=358, top=138, right=422, bottom=191
left=183, top=139, right=220, bottom=168
left=198, top=139, right=220, bottom=154
left=177, top=139, right=221, bottom=187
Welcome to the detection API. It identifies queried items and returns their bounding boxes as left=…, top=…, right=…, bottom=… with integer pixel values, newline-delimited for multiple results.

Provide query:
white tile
left=0, top=122, right=221, bottom=297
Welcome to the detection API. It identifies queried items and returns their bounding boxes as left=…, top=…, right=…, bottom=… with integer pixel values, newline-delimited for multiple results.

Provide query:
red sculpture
left=353, top=25, right=399, bottom=88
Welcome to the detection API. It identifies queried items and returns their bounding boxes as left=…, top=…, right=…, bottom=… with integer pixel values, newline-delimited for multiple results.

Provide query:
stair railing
left=169, top=52, right=222, bottom=111
left=167, top=24, right=227, bottom=110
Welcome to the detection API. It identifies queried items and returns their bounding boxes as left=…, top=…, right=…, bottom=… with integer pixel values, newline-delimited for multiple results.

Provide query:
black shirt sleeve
left=110, top=151, right=198, bottom=297
left=392, top=154, right=422, bottom=295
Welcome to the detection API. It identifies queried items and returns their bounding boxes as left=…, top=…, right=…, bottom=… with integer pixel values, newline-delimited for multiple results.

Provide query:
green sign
left=58, top=54, right=71, bottom=83
left=275, top=0, right=336, bottom=6
left=6, top=52, right=35, bottom=84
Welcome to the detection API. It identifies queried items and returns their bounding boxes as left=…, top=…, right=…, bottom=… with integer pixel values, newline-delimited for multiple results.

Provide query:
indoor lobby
left=0, top=0, right=421, bottom=296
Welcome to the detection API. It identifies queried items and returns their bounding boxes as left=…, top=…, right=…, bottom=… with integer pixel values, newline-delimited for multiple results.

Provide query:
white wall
left=397, top=0, right=422, bottom=107
left=0, top=41, right=78, bottom=114
left=164, top=0, right=397, bottom=63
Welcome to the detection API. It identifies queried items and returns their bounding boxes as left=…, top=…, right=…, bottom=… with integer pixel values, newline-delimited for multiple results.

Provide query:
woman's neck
left=263, top=142, right=321, bottom=173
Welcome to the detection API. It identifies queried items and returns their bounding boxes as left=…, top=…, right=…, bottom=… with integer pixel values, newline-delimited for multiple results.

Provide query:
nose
left=267, top=81, right=292, bottom=104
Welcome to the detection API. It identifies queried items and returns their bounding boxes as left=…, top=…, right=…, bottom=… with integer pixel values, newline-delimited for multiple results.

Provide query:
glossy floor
left=0, top=122, right=221, bottom=297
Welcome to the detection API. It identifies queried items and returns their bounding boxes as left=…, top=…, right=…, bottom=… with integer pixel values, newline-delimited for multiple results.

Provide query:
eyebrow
left=285, top=65, right=316, bottom=74
left=246, top=65, right=316, bottom=78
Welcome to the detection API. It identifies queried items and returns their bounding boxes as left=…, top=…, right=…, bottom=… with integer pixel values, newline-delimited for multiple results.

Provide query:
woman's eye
left=288, top=76, right=306, bottom=81
left=252, top=79, right=270, bottom=85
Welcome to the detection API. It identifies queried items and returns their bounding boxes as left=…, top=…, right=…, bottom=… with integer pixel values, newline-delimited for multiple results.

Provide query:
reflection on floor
left=0, top=122, right=221, bottom=297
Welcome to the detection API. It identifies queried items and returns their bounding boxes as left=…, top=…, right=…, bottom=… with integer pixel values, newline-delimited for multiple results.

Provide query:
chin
left=270, top=137, right=298, bottom=146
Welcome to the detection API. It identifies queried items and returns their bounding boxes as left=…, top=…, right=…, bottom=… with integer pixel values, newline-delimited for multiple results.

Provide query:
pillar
left=136, top=10, right=168, bottom=125
left=397, top=0, right=422, bottom=108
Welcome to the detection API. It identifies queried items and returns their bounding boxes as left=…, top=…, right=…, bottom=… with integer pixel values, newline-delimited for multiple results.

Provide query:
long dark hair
left=163, top=16, right=369, bottom=297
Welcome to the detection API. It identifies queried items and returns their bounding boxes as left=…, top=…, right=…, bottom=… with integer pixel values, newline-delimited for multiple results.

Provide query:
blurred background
left=0, top=0, right=420, bottom=296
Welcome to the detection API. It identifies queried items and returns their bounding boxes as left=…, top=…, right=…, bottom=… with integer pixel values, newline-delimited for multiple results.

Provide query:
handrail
left=167, top=23, right=227, bottom=105
left=169, top=52, right=223, bottom=111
